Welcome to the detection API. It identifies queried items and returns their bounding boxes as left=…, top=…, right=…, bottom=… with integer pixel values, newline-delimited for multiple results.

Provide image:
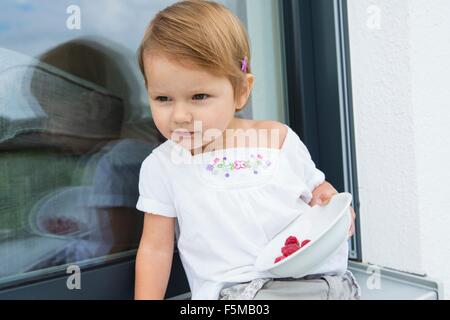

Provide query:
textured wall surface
left=410, top=0, right=450, bottom=301
left=347, top=0, right=450, bottom=299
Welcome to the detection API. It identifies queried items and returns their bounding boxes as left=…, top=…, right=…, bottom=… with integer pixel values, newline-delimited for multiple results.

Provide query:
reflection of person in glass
left=85, top=138, right=157, bottom=256
left=27, top=38, right=161, bottom=264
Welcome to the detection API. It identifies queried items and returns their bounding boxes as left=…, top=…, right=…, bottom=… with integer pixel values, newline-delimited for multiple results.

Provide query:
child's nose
left=172, top=104, right=193, bottom=123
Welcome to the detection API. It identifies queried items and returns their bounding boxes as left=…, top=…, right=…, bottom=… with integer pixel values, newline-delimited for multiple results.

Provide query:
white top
left=136, top=124, right=349, bottom=300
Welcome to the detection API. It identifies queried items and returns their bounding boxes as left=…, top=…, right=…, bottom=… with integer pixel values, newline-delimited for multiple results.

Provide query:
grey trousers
left=219, top=270, right=361, bottom=300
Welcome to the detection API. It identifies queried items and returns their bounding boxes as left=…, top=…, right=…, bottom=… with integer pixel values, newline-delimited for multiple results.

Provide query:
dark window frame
left=281, top=0, right=361, bottom=260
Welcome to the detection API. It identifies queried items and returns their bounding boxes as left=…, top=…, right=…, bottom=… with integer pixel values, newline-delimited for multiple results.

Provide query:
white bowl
left=254, top=192, right=353, bottom=278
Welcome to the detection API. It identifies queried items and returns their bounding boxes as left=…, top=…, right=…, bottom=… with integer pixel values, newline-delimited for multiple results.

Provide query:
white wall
left=347, top=0, right=450, bottom=299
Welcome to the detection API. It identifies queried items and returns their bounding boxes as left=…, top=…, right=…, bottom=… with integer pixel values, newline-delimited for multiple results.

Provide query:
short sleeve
left=136, top=153, right=177, bottom=218
left=291, top=131, right=326, bottom=192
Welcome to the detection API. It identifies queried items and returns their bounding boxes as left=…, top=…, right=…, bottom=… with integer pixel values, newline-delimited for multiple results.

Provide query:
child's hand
left=309, top=181, right=356, bottom=237
left=309, top=181, right=338, bottom=206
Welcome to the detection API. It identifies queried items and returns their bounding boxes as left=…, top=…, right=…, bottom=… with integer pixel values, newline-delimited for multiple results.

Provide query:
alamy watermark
left=66, top=265, right=81, bottom=290
left=66, top=5, right=81, bottom=30
left=169, top=120, right=283, bottom=165
left=367, top=4, right=382, bottom=30
left=366, top=264, right=382, bottom=290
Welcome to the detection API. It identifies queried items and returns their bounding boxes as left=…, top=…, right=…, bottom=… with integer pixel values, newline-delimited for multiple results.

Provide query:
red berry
left=301, top=239, right=311, bottom=247
left=274, top=255, right=285, bottom=263
left=281, top=244, right=300, bottom=257
left=284, top=236, right=299, bottom=246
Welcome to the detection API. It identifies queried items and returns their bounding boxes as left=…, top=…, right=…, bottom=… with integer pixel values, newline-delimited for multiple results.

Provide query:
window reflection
left=0, top=5, right=167, bottom=283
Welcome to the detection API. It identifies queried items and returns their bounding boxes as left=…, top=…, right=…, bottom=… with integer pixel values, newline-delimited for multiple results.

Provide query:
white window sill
left=348, top=261, right=443, bottom=300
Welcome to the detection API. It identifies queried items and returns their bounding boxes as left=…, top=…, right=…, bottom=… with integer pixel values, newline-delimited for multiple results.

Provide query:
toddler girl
left=134, top=0, right=360, bottom=300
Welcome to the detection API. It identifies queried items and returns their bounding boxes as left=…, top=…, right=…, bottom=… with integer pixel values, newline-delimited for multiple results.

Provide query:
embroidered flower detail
left=205, top=154, right=272, bottom=178
left=234, top=160, right=246, bottom=169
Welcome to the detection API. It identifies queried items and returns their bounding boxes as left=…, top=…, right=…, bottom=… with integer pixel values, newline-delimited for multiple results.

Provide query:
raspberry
left=284, top=236, right=299, bottom=246
left=274, top=236, right=314, bottom=264
left=281, top=243, right=300, bottom=257
left=301, top=239, right=311, bottom=247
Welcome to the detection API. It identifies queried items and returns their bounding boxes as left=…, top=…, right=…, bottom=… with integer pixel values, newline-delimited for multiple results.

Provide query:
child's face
left=144, top=52, right=248, bottom=153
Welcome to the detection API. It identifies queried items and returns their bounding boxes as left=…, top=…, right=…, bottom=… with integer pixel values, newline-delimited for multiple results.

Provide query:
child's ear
left=236, top=74, right=255, bottom=111
left=246, top=73, right=255, bottom=92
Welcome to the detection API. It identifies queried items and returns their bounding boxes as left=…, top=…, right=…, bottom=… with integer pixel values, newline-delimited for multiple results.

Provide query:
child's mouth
left=173, top=130, right=196, bottom=138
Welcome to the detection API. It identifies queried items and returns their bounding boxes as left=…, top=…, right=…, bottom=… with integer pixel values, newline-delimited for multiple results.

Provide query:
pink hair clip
left=241, top=56, right=248, bottom=73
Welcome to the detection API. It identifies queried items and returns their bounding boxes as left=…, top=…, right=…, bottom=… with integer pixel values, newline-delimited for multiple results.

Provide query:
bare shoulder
left=256, top=120, right=288, bottom=149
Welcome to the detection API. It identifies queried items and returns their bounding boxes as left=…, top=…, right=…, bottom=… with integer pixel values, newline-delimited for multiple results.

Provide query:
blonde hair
left=137, top=0, right=251, bottom=105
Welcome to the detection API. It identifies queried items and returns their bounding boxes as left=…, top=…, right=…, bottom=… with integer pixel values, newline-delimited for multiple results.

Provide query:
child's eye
left=154, top=94, right=209, bottom=103
left=155, top=96, right=170, bottom=102
left=193, top=94, right=209, bottom=101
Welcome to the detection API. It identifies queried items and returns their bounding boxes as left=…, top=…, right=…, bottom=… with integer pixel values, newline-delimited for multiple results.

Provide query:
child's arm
left=135, top=212, right=176, bottom=300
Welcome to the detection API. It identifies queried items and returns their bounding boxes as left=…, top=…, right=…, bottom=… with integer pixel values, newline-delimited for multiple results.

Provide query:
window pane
left=0, top=0, right=287, bottom=288
left=244, top=0, right=287, bottom=122
left=0, top=0, right=178, bottom=287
